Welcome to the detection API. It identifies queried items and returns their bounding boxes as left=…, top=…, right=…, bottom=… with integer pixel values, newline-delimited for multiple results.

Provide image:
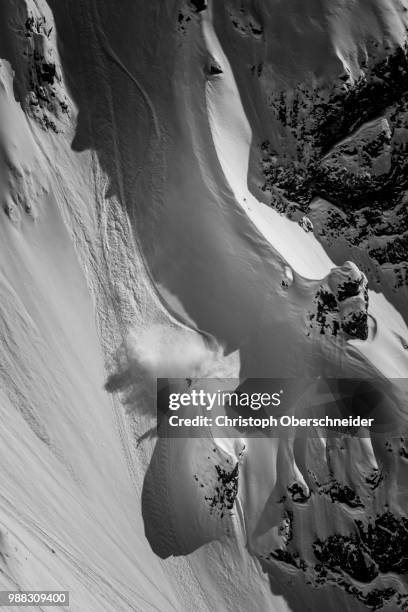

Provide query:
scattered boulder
left=206, top=59, right=223, bottom=75
left=281, top=265, right=294, bottom=288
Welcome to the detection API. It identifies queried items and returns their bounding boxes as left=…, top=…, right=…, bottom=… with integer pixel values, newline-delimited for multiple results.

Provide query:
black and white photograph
left=0, top=1, right=408, bottom=610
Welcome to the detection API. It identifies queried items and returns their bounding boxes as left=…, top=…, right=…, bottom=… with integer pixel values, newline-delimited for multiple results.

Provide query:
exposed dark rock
left=249, top=22, right=263, bottom=36
left=263, top=509, right=408, bottom=609
left=400, top=446, right=408, bottom=459
left=260, top=42, right=408, bottom=284
left=269, top=549, right=307, bottom=571
left=287, top=483, right=311, bottom=503
left=195, top=461, right=239, bottom=519
left=356, top=512, right=408, bottom=574
left=191, top=0, right=207, bottom=12
left=347, top=585, right=397, bottom=610
left=310, top=286, right=339, bottom=336
left=314, top=533, right=379, bottom=582
left=341, top=310, right=369, bottom=340
left=36, top=60, right=56, bottom=85
left=365, top=469, right=383, bottom=490
left=18, top=12, right=69, bottom=132
left=207, top=60, right=223, bottom=75
left=318, top=481, right=364, bottom=509
left=308, top=263, right=369, bottom=338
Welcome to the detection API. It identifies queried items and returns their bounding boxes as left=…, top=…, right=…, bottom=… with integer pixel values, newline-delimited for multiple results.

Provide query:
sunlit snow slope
left=0, top=1, right=408, bottom=612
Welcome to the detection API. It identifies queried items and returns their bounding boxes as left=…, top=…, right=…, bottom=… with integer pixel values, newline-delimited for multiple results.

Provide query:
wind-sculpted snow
left=200, top=3, right=408, bottom=610
left=221, top=1, right=408, bottom=319
left=0, top=1, right=407, bottom=611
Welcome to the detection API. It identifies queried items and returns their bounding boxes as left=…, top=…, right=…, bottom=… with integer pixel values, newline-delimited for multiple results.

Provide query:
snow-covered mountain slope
left=0, top=0, right=408, bottom=611
left=213, top=0, right=408, bottom=319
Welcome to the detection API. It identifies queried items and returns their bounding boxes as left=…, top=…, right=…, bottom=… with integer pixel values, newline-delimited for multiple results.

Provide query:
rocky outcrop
left=2, top=5, right=70, bottom=133
left=307, top=261, right=369, bottom=339
left=191, top=0, right=207, bottom=12
left=261, top=509, right=408, bottom=610
left=258, top=41, right=408, bottom=295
